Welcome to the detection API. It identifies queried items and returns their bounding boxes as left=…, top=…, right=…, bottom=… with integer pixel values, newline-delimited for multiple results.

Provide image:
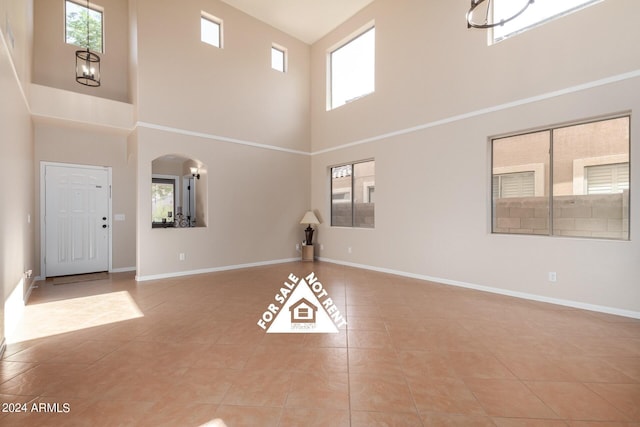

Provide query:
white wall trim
left=21, top=67, right=640, bottom=162
left=31, top=113, right=134, bottom=135
left=312, top=69, right=640, bottom=156
left=23, top=276, right=36, bottom=303
left=135, top=257, right=299, bottom=282
left=137, top=121, right=310, bottom=156
left=110, top=266, right=136, bottom=273
left=317, top=257, right=640, bottom=320
left=4, top=277, right=27, bottom=343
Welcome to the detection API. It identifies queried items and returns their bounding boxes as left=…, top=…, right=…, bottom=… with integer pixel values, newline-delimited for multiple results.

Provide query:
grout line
left=343, top=270, right=353, bottom=427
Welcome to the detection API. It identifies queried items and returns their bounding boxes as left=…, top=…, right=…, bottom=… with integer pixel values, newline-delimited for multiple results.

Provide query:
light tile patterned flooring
left=1, top=262, right=639, bottom=426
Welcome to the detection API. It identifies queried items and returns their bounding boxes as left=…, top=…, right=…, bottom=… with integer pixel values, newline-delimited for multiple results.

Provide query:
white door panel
left=45, top=165, right=110, bottom=277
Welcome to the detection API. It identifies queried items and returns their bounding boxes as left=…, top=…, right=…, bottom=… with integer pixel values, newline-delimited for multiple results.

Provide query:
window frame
left=327, top=22, right=375, bottom=111
left=65, top=0, right=104, bottom=53
left=330, top=160, right=375, bottom=229
left=271, top=44, right=287, bottom=72
left=490, top=114, right=631, bottom=240
left=201, top=11, right=223, bottom=48
left=492, top=0, right=602, bottom=44
left=151, top=175, right=178, bottom=228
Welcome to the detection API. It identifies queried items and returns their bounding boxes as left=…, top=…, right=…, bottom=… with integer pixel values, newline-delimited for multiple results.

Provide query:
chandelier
left=467, top=0, right=534, bottom=29
left=75, top=0, right=101, bottom=86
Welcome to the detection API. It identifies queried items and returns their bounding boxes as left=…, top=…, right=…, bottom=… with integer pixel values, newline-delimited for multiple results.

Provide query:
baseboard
left=317, top=257, right=640, bottom=320
left=33, top=266, right=135, bottom=282
left=135, top=258, right=300, bottom=282
left=110, top=266, right=137, bottom=273
left=24, top=276, right=36, bottom=303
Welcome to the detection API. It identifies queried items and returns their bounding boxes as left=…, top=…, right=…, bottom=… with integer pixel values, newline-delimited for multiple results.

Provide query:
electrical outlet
left=548, top=272, right=557, bottom=282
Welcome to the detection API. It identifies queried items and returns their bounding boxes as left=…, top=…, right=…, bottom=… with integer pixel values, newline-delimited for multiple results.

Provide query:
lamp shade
left=300, top=211, right=320, bottom=225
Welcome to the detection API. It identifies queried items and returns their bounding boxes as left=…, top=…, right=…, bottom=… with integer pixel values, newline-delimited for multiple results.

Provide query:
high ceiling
left=220, top=0, right=375, bottom=44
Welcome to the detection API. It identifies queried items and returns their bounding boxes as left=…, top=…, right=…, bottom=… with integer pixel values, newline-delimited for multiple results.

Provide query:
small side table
left=301, top=244, right=314, bottom=262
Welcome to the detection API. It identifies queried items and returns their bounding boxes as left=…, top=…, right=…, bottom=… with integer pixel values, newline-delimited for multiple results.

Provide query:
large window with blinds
left=492, top=115, right=630, bottom=240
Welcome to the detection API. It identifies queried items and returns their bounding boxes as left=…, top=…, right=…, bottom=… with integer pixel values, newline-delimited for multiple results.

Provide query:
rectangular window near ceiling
left=271, top=45, right=286, bottom=72
left=152, top=178, right=176, bottom=227
left=492, top=0, right=601, bottom=43
left=491, top=115, right=630, bottom=240
left=201, top=12, right=222, bottom=48
left=328, top=25, right=375, bottom=110
left=65, top=0, right=103, bottom=53
left=331, top=160, right=375, bottom=228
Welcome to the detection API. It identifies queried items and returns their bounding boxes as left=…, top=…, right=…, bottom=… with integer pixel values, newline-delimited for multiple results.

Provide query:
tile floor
left=1, top=262, right=639, bottom=426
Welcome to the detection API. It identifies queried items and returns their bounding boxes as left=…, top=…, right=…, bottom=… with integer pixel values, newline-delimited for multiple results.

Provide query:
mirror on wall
left=151, top=155, right=206, bottom=228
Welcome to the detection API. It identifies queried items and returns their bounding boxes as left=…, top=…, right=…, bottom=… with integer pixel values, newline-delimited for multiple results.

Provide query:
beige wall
left=134, top=0, right=310, bottom=152
left=311, top=0, right=638, bottom=152
left=136, top=127, right=309, bottom=278
left=310, top=0, right=640, bottom=313
left=0, top=0, right=34, bottom=347
left=34, top=121, right=136, bottom=273
left=133, top=0, right=312, bottom=278
left=33, top=0, right=130, bottom=102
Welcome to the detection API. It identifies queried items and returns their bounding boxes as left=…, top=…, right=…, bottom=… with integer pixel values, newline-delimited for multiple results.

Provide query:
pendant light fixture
left=75, top=0, right=101, bottom=86
left=467, top=0, right=534, bottom=29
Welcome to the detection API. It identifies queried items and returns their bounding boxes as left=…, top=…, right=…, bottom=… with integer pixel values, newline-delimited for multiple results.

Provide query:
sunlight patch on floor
left=199, top=419, right=228, bottom=427
left=6, top=291, right=144, bottom=344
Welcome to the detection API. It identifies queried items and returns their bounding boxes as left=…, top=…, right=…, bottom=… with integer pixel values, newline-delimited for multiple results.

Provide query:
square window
left=328, top=25, right=375, bottom=110
left=271, top=45, right=286, bottom=72
left=65, top=0, right=103, bottom=53
left=201, top=13, right=222, bottom=48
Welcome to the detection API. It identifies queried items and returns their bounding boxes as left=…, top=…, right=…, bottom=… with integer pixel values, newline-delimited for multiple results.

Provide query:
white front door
left=44, top=164, right=110, bottom=277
